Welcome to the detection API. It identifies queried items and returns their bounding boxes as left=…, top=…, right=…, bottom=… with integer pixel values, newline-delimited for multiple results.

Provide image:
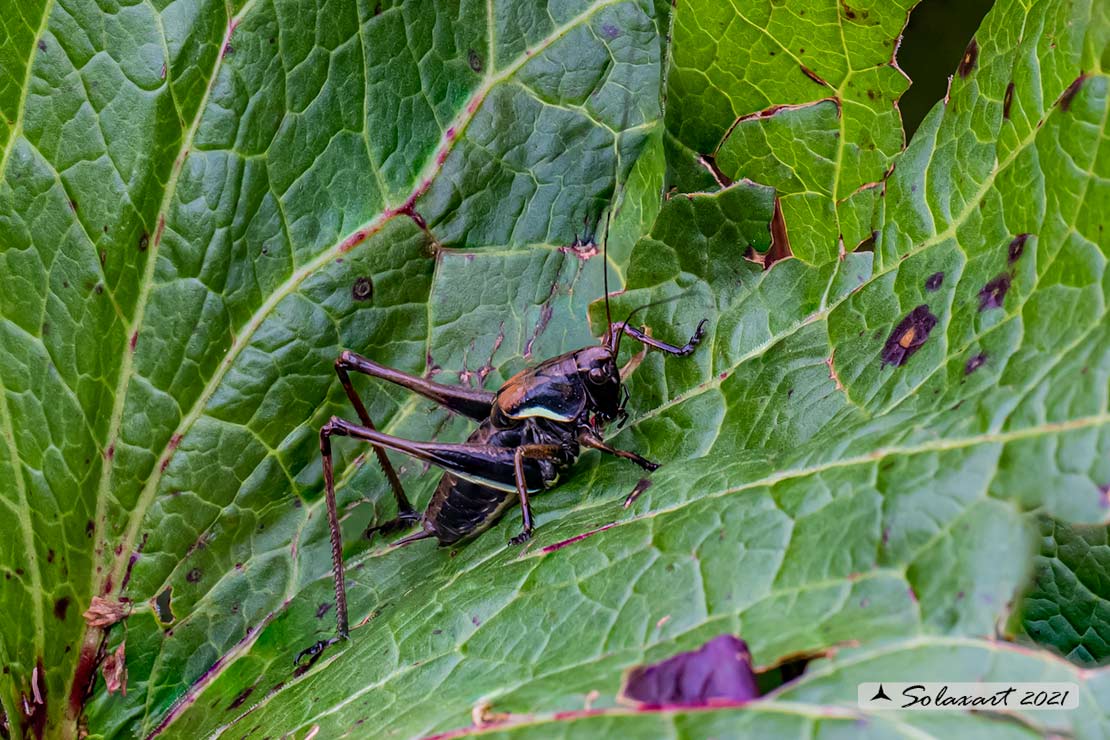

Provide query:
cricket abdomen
left=419, top=417, right=576, bottom=544
left=423, top=474, right=515, bottom=544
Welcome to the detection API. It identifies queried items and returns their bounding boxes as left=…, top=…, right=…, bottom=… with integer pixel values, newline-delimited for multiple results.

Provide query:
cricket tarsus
left=303, top=198, right=709, bottom=663
left=293, top=636, right=340, bottom=668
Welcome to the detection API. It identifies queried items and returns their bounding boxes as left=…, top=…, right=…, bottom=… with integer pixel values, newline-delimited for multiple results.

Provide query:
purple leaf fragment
left=620, top=634, right=759, bottom=707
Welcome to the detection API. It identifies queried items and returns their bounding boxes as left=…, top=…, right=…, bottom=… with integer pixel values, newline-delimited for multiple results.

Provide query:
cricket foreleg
left=607, top=318, right=709, bottom=357
left=579, top=431, right=659, bottom=472
left=510, top=444, right=563, bottom=546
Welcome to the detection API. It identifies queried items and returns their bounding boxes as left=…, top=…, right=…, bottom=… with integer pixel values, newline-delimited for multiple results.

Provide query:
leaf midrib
left=0, top=0, right=56, bottom=726
left=521, top=411, right=1110, bottom=563
left=295, top=409, right=1110, bottom=602
left=71, top=0, right=249, bottom=723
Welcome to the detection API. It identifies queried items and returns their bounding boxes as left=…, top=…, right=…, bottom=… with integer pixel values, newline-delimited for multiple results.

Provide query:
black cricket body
left=299, top=202, right=707, bottom=665
left=418, top=346, right=620, bottom=545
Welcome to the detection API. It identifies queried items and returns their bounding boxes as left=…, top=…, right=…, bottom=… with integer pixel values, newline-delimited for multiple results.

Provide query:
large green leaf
left=0, top=0, right=1106, bottom=738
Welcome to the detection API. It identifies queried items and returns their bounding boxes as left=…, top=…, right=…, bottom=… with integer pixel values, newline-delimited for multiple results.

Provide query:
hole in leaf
left=898, top=0, right=993, bottom=136
left=153, top=587, right=174, bottom=625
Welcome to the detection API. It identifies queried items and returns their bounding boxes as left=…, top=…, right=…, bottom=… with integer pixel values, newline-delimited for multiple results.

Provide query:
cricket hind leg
left=321, top=416, right=555, bottom=553
left=321, top=416, right=550, bottom=491
left=300, top=339, right=499, bottom=667
left=296, top=418, right=434, bottom=668
left=295, top=425, right=352, bottom=666
left=336, top=350, right=494, bottom=421
left=334, top=353, right=417, bottom=518
left=334, top=350, right=497, bottom=517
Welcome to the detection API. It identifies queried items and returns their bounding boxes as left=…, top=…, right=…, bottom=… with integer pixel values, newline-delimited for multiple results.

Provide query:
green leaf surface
left=0, top=0, right=1106, bottom=738
left=665, top=0, right=915, bottom=263
left=1019, top=517, right=1110, bottom=665
left=440, top=638, right=1110, bottom=740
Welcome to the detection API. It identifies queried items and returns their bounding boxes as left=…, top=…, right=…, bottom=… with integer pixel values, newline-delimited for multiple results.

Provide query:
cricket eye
left=588, top=366, right=608, bottom=384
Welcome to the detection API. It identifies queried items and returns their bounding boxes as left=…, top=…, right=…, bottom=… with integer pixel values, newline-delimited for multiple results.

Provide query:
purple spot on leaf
left=623, top=479, right=652, bottom=509
left=1060, top=75, right=1088, bottom=111
left=467, top=49, right=482, bottom=73
left=964, top=352, right=987, bottom=375
left=978, top=274, right=1011, bottom=310
left=881, top=305, right=937, bottom=367
left=227, top=685, right=254, bottom=710
left=53, top=597, right=70, bottom=621
left=957, top=39, right=978, bottom=77
left=1008, top=233, right=1030, bottom=264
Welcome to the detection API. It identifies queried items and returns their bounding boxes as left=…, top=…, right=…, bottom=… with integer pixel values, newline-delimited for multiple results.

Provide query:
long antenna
left=613, top=301, right=650, bottom=357
left=601, top=196, right=615, bottom=344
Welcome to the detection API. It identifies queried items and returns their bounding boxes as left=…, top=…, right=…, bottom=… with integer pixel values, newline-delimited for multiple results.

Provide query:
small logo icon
left=870, top=684, right=892, bottom=702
